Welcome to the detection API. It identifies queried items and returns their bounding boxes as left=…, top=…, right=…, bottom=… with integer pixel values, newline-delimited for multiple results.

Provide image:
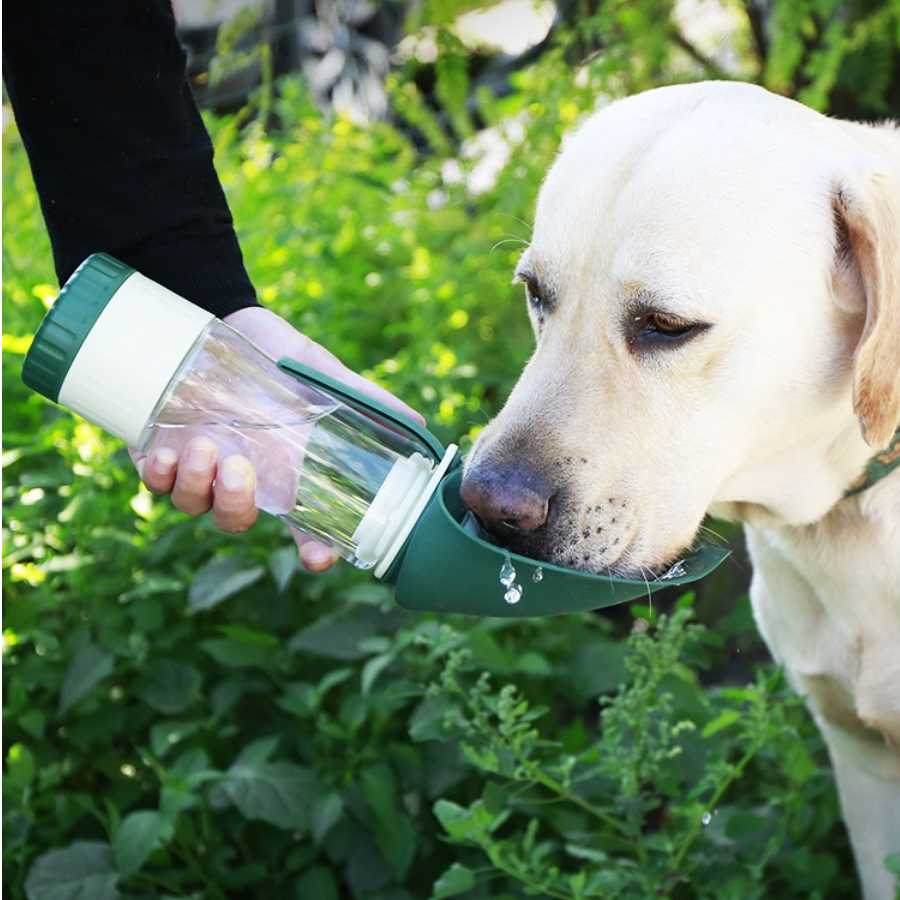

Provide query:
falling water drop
left=504, top=584, right=523, bottom=605
left=500, top=553, right=522, bottom=604
left=499, top=554, right=517, bottom=587
left=532, top=567, right=544, bottom=583
left=701, top=811, right=713, bottom=826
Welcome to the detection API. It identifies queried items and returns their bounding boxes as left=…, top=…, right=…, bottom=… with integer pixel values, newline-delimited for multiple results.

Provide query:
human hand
left=133, top=306, right=424, bottom=572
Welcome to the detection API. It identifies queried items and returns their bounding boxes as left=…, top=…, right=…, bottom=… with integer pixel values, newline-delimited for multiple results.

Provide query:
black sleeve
left=2, top=0, right=260, bottom=318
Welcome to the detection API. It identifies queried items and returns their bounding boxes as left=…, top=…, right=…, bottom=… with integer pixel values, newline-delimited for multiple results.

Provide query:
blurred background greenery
left=4, top=0, right=899, bottom=898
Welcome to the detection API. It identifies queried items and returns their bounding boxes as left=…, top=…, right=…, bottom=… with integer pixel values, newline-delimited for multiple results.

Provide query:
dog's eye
left=516, top=277, right=547, bottom=326
left=629, top=309, right=710, bottom=349
left=643, top=311, right=695, bottom=337
left=513, top=265, right=555, bottom=329
left=525, top=285, right=544, bottom=318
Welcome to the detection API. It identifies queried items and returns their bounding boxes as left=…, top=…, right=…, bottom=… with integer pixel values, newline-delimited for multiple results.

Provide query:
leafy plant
left=6, top=3, right=895, bottom=898
left=425, top=602, right=854, bottom=899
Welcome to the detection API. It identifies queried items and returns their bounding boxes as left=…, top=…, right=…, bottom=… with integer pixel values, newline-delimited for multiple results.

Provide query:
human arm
left=5, top=0, right=422, bottom=568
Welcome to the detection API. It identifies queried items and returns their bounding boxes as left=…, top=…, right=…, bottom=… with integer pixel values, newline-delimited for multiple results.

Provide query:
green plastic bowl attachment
left=387, top=469, right=730, bottom=617
left=278, top=357, right=731, bottom=617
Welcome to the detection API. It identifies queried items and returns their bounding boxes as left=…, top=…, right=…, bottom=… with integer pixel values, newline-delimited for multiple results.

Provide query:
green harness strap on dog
left=843, top=429, right=900, bottom=498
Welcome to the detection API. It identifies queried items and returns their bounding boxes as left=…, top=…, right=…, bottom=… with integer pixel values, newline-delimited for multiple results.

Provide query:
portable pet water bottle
left=23, top=254, right=729, bottom=616
left=22, top=253, right=459, bottom=577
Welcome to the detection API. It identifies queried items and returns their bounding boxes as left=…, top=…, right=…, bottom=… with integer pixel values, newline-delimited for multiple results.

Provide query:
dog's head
left=461, top=82, right=900, bottom=577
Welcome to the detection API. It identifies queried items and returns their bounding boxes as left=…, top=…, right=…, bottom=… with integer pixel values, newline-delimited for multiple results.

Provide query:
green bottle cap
left=23, top=254, right=135, bottom=401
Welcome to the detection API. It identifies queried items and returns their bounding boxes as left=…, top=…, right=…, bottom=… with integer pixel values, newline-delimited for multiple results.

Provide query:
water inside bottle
left=147, top=404, right=417, bottom=568
left=144, top=325, right=432, bottom=569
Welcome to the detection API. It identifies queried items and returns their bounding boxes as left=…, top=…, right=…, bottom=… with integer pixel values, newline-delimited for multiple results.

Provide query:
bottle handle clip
left=277, top=357, right=454, bottom=466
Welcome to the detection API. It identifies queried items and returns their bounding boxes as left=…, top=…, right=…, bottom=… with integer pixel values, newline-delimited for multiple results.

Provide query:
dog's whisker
left=492, top=212, right=533, bottom=235
left=490, top=236, right=530, bottom=255
left=698, top=523, right=727, bottom=545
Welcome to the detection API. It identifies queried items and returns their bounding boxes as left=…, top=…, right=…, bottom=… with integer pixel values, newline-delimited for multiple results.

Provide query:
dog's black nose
left=460, top=465, right=554, bottom=537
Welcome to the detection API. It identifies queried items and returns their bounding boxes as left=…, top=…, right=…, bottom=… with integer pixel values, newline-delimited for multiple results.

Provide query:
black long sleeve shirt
left=3, top=0, right=259, bottom=317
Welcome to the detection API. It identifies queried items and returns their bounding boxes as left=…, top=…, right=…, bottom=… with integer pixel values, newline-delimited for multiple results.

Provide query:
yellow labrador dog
left=460, top=81, right=900, bottom=899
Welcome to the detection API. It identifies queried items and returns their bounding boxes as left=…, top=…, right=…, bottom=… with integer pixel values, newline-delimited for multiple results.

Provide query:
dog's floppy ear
left=832, top=166, right=900, bottom=449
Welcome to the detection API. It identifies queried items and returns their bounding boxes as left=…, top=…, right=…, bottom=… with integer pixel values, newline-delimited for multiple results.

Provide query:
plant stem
left=522, top=759, right=632, bottom=847
left=668, top=736, right=767, bottom=877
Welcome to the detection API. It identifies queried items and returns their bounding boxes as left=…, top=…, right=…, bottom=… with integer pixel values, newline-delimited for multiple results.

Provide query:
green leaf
left=188, top=557, right=264, bottom=613
left=701, top=709, right=742, bottom=738
left=138, top=660, right=202, bottom=714
left=268, top=545, right=299, bottom=592
left=433, top=799, right=502, bottom=843
left=199, top=638, right=272, bottom=669
left=3, top=810, right=30, bottom=853
left=233, top=735, right=280, bottom=766
left=294, top=865, right=339, bottom=900
left=289, top=611, right=381, bottom=660
left=59, top=644, right=115, bottom=715
left=431, top=862, right=477, bottom=899
left=311, top=791, right=344, bottom=845
left=117, top=575, right=183, bottom=604
left=113, top=810, right=174, bottom=880
left=217, top=624, right=279, bottom=647
left=408, top=693, right=458, bottom=742
left=361, top=652, right=394, bottom=696
left=6, top=742, right=36, bottom=790
left=361, top=763, right=416, bottom=881
left=221, top=761, right=318, bottom=831
left=24, top=841, right=120, bottom=900
left=725, top=811, right=769, bottom=840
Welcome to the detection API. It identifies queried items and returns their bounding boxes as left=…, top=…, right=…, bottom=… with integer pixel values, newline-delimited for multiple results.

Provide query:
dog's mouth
left=465, top=492, right=672, bottom=581
left=459, top=455, right=702, bottom=580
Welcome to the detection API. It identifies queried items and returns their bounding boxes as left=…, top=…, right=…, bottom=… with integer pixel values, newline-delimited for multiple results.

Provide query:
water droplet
left=532, top=567, right=544, bottom=583
left=659, top=560, right=688, bottom=581
left=499, top=555, right=517, bottom=587
left=701, top=811, right=712, bottom=826
left=500, top=554, right=523, bottom=604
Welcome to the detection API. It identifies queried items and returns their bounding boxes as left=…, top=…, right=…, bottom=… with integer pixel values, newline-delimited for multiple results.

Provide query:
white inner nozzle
left=352, top=452, right=433, bottom=566
left=352, top=444, right=459, bottom=575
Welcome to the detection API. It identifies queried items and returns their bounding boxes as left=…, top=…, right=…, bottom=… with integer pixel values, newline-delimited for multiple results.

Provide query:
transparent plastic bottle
left=23, top=254, right=457, bottom=574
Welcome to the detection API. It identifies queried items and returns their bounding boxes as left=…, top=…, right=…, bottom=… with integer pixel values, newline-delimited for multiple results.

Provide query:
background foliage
left=4, top=1, right=899, bottom=898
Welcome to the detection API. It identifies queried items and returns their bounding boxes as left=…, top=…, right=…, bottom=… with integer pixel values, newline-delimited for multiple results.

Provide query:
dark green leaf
left=221, top=760, right=318, bottom=831
left=289, top=611, right=381, bottom=660
left=361, top=763, right=416, bottom=881
left=24, top=842, right=119, bottom=900
left=59, top=644, right=115, bottom=715
left=199, top=638, right=272, bottom=669
left=188, top=557, right=264, bottom=612
left=430, top=862, right=476, bottom=899
left=113, top=810, right=174, bottom=880
left=138, top=660, right=202, bottom=714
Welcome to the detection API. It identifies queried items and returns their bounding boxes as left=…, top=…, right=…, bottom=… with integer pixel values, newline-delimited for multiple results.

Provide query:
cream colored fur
left=463, top=81, right=900, bottom=899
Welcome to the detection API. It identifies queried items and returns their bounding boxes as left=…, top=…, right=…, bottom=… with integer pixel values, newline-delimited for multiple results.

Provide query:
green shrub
left=7, top=6, right=891, bottom=895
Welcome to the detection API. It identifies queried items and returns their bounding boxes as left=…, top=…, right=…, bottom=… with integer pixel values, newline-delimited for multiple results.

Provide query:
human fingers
left=212, top=456, right=259, bottom=534
left=290, top=527, right=340, bottom=573
left=169, top=436, right=218, bottom=516
left=134, top=446, right=179, bottom=494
